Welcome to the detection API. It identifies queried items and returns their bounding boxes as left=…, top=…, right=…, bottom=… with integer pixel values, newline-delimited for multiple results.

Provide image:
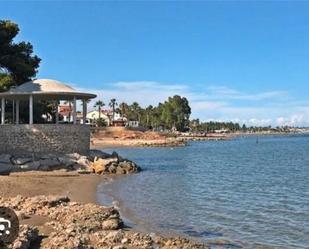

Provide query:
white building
left=87, top=110, right=110, bottom=126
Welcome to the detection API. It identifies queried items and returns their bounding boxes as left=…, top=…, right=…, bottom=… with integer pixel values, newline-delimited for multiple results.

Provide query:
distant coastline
left=91, top=126, right=309, bottom=148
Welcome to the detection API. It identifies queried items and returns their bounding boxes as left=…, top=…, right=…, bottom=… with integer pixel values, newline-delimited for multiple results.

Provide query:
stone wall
left=0, top=124, right=90, bottom=156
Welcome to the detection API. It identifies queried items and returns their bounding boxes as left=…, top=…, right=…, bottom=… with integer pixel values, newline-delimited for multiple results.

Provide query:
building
left=126, top=120, right=139, bottom=128
left=87, top=110, right=128, bottom=127
left=87, top=110, right=110, bottom=126
left=58, top=104, right=73, bottom=122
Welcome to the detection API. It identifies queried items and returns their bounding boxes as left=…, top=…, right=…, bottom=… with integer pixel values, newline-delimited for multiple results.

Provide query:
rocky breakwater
left=0, top=150, right=141, bottom=176
left=0, top=195, right=209, bottom=249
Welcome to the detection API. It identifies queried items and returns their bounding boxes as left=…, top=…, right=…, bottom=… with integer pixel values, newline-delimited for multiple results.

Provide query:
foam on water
left=97, top=135, right=309, bottom=249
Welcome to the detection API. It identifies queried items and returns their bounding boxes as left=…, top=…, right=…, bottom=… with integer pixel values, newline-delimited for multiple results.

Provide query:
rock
left=0, top=154, right=12, bottom=164
left=10, top=225, right=39, bottom=249
left=58, top=156, right=76, bottom=167
left=112, top=245, right=126, bottom=249
left=111, top=151, right=119, bottom=159
left=1, top=195, right=208, bottom=249
left=0, top=151, right=140, bottom=176
left=12, top=157, right=33, bottom=165
left=77, top=157, right=91, bottom=169
left=19, top=161, right=40, bottom=171
left=66, top=153, right=81, bottom=160
left=90, top=160, right=106, bottom=174
left=108, top=164, right=117, bottom=174
left=119, top=161, right=141, bottom=173
left=15, top=211, right=29, bottom=220
left=90, top=157, right=118, bottom=174
left=39, top=158, right=61, bottom=170
left=40, top=154, right=58, bottom=160
left=116, top=167, right=126, bottom=175
left=88, top=150, right=112, bottom=160
left=102, top=218, right=122, bottom=230
left=0, top=163, right=13, bottom=175
left=121, top=238, right=129, bottom=244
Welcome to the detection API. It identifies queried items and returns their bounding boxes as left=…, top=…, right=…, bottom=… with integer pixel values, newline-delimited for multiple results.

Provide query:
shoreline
left=0, top=170, right=209, bottom=248
left=91, top=127, right=307, bottom=149
left=96, top=175, right=210, bottom=246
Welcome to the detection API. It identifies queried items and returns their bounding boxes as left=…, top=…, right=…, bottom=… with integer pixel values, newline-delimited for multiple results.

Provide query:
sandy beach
left=0, top=171, right=102, bottom=203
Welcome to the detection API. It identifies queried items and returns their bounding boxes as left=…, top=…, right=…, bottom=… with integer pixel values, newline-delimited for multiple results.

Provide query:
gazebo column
left=16, top=100, right=20, bottom=125
left=1, top=98, right=5, bottom=125
left=29, top=95, right=33, bottom=125
left=73, top=96, right=77, bottom=124
left=82, top=99, right=87, bottom=125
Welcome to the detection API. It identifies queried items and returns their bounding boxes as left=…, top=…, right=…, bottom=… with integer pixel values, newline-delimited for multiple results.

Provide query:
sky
left=1, top=1, right=309, bottom=126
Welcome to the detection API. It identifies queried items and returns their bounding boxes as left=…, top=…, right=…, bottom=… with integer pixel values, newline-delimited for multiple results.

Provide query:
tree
left=109, top=98, right=118, bottom=122
left=161, top=95, right=191, bottom=131
left=119, top=102, right=129, bottom=116
left=144, top=105, right=153, bottom=127
left=130, top=102, right=142, bottom=122
left=94, top=100, right=105, bottom=119
left=0, top=20, right=41, bottom=92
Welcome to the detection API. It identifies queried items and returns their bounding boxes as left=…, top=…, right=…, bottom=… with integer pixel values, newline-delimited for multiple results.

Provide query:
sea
left=97, top=135, right=309, bottom=249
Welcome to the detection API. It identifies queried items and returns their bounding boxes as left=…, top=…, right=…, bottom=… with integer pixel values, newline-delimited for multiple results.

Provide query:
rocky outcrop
left=1, top=195, right=208, bottom=249
left=10, top=225, right=39, bottom=249
left=0, top=150, right=141, bottom=176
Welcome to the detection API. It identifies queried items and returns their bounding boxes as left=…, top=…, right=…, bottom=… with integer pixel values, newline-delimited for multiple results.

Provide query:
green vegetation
left=0, top=20, right=40, bottom=92
left=189, top=119, right=241, bottom=132
left=118, top=95, right=191, bottom=131
left=109, top=98, right=117, bottom=123
left=189, top=120, right=295, bottom=133
left=0, top=19, right=47, bottom=124
left=94, top=100, right=105, bottom=120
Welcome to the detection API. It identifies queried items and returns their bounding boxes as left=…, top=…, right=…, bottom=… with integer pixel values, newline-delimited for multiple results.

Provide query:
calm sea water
left=97, top=135, right=309, bottom=249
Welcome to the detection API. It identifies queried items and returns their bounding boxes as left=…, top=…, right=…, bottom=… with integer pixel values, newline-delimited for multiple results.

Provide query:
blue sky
left=1, top=1, right=309, bottom=126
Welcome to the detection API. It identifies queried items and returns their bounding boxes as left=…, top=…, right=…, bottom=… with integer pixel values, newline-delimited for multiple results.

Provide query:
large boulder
left=10, top=225, right=39, bottom=249
left=0, top=163, right=13, bottom=175
left=12, top=157, right=33, bottom=165
left=88, top=150, right=113, bottom=161
left=19, top=161, right=41, bottom=171
left=38, top=159, right=61, bottom=171
left=90, top=157, right=119, bottom=174
left=57, top=156, right=76, bottom=167
left=66, top=153, right=82, bottom=160
left=0, top=154, right=12, bottom=164
left=76, top=156, right=91, bottom=168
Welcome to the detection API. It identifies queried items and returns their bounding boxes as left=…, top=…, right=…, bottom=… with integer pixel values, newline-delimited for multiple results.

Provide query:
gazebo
left=0, top=78, right=96, bottom=125
left=0, top=79, right=97, bottom=156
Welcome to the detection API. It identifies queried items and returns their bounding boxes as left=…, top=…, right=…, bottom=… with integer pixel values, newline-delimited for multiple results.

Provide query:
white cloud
left=207, top=86, right=288, bottom=101
left=77, top=81, right=309, bottom=127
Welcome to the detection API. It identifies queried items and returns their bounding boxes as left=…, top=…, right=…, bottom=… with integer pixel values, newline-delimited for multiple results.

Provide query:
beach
left=0, top=171, right=101, bottom=203
left=0, top=170, right=209, bottom=248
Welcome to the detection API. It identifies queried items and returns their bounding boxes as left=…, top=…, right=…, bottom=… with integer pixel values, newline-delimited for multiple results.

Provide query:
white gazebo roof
left=0, top=79, right=96, bottom=100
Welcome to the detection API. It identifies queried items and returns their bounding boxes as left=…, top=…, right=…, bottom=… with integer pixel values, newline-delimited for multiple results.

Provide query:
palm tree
left=94, top=100, right=105, bottom=119
left=145, top=105, right=153, bottom=126
left=109, top=98, right=118, bottom=122
left=130, top=102, right=141, bottom=122
left=119, top=102, right=128, bottom=116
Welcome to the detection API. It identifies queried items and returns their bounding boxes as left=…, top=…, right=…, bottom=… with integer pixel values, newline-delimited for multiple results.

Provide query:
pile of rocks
left=1, top=195, right=209, bottom=249
left=0, top=150, right=141, bottom=175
